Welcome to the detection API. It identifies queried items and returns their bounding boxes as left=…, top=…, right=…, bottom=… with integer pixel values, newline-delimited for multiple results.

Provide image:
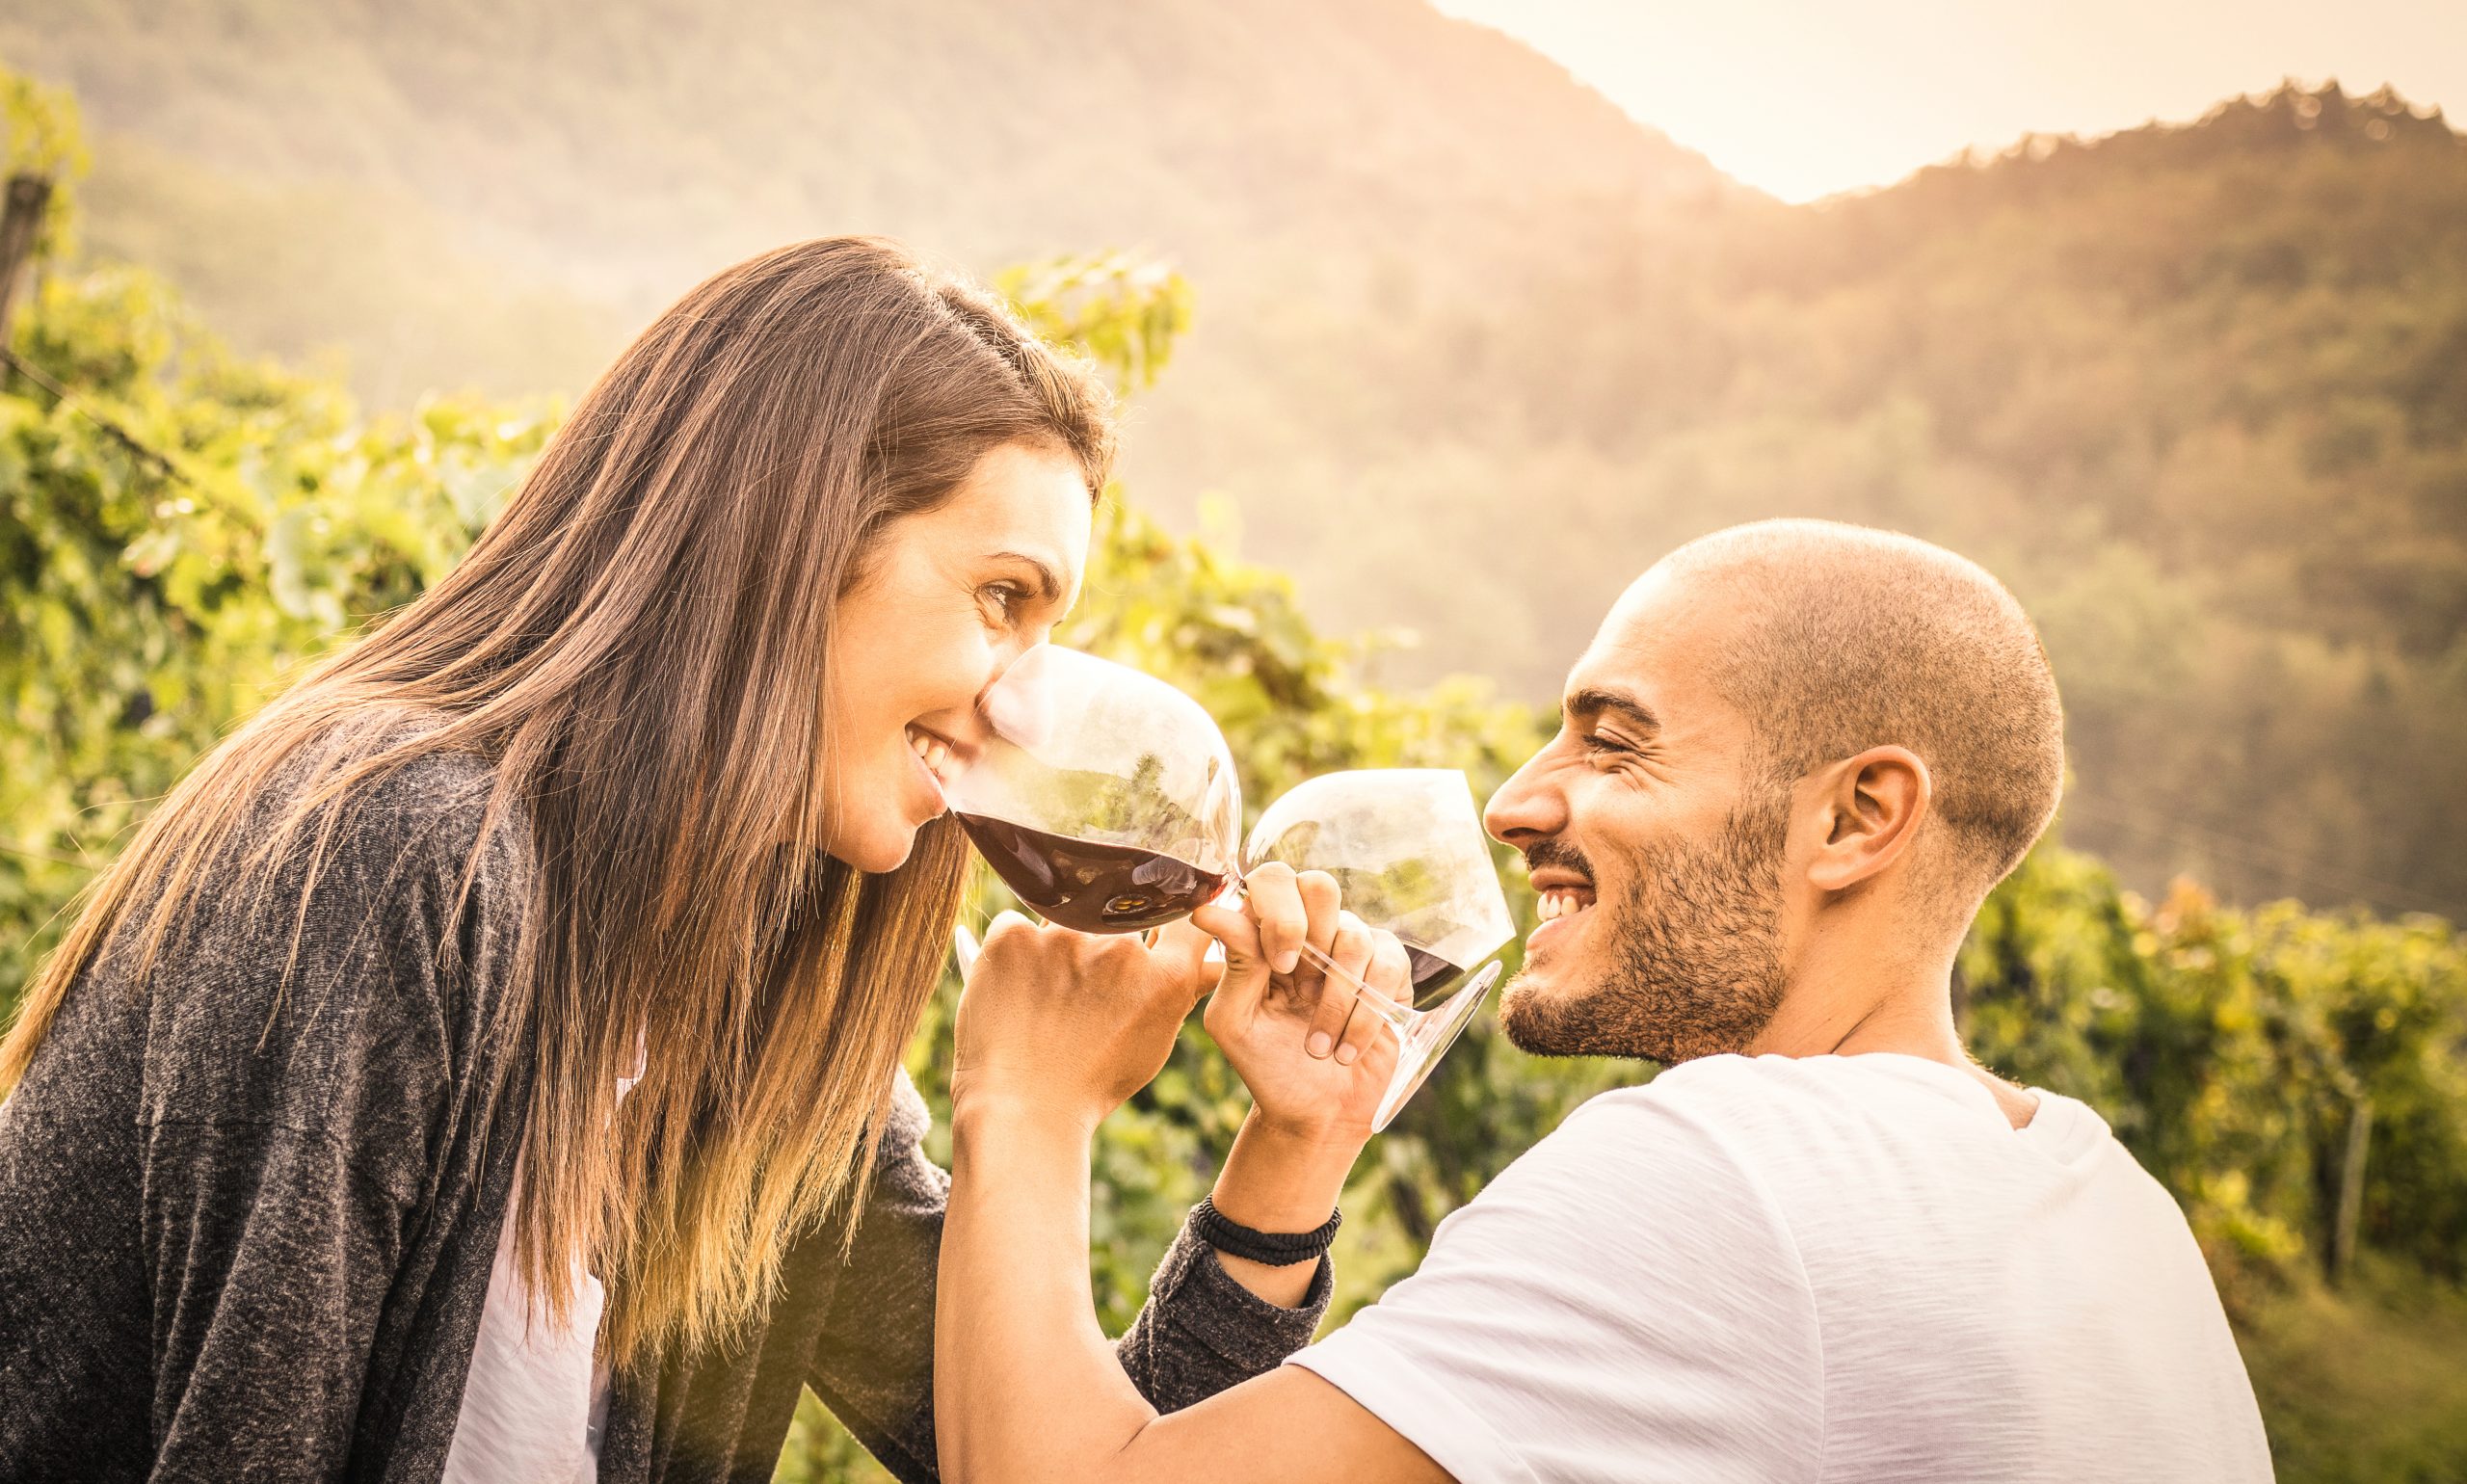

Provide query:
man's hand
left=1192, top=863, right=1415, bottom=1144
left=1185, top=865, right=1412, bottom=1304
left=950, top=911, right=1214, bottom=1131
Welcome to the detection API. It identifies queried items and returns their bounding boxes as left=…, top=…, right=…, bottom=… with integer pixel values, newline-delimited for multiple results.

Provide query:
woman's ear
left=1807, top=746, right=1931, bottom=894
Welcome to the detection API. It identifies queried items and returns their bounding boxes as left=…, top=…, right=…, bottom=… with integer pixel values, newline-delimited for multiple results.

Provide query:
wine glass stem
left=1287, top=940, right=1419, bottom=1038
left=1208, top=879, right=1416, bottom=1037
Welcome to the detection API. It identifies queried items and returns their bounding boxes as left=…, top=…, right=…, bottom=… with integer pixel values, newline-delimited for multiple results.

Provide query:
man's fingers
left=1366, top=929, right=1413, bottom=1008
left=1246, top=861, right=1307, bottom=975
left=1190, top=902, right=1267, bottom=1002
left=1296, top=869, right=1342, bottom=967
left=1316, top=913, right=1382, bottom=1065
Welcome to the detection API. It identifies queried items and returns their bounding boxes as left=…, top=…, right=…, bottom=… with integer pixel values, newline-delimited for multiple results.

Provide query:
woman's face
left=818, top=439, right=1094, bottom=873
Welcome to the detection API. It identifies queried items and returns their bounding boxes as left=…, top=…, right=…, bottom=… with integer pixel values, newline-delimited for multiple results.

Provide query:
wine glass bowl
left=1244, top=769, right=1516, bottom=1009
left=943, top=646, right=1241, bottom=934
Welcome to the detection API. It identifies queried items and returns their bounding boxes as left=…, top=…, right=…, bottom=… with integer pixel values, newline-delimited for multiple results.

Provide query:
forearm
left=1205, top=1110, right=1361, bottom=1307
left=939, top=1098, right=1158, bottom=1484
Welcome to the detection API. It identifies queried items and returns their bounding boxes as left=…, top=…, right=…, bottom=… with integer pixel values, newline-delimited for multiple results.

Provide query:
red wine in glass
left=958, top=813, right=1231, bottom=935
left=1403, top=947, right=1467, bottom=1003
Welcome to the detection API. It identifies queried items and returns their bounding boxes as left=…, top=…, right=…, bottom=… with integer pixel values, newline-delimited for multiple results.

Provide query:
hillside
left=1, top=6, right=2461, bottom=918
left=0, top=0, right=1740, bottom=391
left=1300, top=82, right=2467, bottom=917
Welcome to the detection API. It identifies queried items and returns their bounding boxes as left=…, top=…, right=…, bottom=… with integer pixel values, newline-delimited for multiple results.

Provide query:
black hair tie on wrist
left=1191, top=1194, right=1342, bottom=1265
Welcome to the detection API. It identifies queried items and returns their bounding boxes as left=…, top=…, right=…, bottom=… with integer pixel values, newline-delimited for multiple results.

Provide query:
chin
left=1496, top=961, right=1630, bottom=1059
left=824, top=816, right=921, bottom=875
left=1495, top=968, right=1562, bottom=1043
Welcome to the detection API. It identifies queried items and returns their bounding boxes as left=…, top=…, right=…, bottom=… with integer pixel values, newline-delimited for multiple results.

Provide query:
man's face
left=1482, top=570, right=1796, bottom=1064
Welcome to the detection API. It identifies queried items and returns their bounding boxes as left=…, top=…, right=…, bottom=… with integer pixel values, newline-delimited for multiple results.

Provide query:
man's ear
left=1806, top=746, right=1931, bottom=893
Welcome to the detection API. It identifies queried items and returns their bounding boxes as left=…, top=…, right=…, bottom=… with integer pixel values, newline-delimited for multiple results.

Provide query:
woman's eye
left=979, top=582, right=1029, bottom=622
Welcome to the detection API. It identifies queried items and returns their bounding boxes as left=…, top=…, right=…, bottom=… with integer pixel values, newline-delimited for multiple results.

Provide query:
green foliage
left=2234, top=1255, right=2467, bottom=1483
left=0, top=60, right=85, bottom=259
left=1964, top=853, right=2467, bottom=1302
left=995, top=254, right=1194, bottom=397
left=0, top=254, right=553, bottom=1009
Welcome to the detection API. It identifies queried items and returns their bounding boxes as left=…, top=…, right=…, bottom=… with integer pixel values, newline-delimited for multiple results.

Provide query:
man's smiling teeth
left=1535, top=888, right=1595, bottom=921
left=906, top=726, right=955, bottom=782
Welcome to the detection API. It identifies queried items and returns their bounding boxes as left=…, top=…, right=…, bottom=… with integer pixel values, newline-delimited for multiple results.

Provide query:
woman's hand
left=949, top=911, right=1215, bottom=1132
left=1190, top=862, right=1414, bottom=1146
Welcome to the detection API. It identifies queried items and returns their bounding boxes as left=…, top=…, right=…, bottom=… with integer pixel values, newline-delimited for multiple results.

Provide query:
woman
left=0, top=238, right=1396, bottom=1482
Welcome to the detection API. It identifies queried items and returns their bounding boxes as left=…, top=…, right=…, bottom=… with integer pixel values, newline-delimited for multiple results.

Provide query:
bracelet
left=1190, top=1194, right=1342, bottom=1265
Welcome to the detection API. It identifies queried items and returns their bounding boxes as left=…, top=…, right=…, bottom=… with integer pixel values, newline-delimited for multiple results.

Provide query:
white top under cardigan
left=441, top=1047, right=645, bottom=1484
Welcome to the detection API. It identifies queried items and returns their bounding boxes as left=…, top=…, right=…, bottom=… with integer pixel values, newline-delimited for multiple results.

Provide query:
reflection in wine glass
left=945, top=648, right=1513, bottom=1130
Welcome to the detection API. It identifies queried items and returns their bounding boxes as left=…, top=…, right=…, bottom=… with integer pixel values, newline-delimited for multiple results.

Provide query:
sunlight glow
left=1432, top=0, right=2465, bottom=201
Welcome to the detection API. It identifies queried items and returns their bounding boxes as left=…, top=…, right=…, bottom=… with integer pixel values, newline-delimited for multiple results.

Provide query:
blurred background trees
left=3, top=43, right=2464, bottom=1484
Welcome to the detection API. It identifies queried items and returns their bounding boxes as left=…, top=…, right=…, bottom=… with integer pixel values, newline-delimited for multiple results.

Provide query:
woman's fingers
left=971, top=910, right=1042, bottom=978
left=1152, top=917, right=1218, bottom=1009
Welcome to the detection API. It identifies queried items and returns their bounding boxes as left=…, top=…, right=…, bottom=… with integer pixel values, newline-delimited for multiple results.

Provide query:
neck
left=1745, top=901, right=2039, bottom=1128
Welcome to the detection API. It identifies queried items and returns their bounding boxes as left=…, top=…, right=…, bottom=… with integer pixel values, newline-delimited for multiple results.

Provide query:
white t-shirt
left=1291, top=1052, right=2271, bottom=1484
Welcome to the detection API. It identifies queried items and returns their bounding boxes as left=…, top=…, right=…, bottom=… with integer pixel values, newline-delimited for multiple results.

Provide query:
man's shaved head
left=1655, top=518, right=2064, bottom=902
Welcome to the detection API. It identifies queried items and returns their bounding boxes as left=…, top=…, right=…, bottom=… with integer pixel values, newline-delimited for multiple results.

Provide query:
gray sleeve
left=140, top=1121, right=417, bottom=1477
left=129, top=758, right=491, bottom=1478
left=804, top=1073, right=1334, bottom=1483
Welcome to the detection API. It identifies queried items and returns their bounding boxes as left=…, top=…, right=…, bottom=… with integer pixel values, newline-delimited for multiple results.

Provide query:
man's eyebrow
left=991, top=550, right=1066, bottom=602
left=1562, top=686, right=1661, bottom=737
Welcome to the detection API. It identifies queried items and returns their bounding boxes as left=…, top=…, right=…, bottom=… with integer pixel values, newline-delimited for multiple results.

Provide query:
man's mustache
left=1521, top=836, right=1596, bottom=887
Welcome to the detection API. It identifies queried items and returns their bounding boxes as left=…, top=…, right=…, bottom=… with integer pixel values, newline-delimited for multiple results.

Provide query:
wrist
left=1207, top=1107, right=1364, bottom=1235
left=1191, top=1194, right=1341, bottom=1266
left=949, top=1083, right=1105, bottom=1151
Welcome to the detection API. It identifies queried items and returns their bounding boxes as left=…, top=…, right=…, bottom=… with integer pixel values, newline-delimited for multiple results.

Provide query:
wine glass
left=943, top=644, right=1243, bottom=933
left=945, top=647, right=1512, bottom=1129
left=1242, top=769, right=1512, bottom=1129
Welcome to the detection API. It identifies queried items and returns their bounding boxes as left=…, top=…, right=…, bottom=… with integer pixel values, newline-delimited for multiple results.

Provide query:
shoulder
left=1418, top=1062, right=1819, bottom=1282
left=245, top=710, right=525, bottom=888
left=1531, top=1053, right=1862, bottom=1174
left=114, top=714, right=536, bottom=1135
left=212, top=711, right=532, bottom=951
left=1295, top=1063, right=1829, bottom=1482
left=1575, top=1051, right=2012, bottom=1158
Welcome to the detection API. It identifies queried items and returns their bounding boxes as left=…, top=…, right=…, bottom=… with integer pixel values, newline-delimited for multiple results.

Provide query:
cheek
left=827, top=581, right=998, bottom=735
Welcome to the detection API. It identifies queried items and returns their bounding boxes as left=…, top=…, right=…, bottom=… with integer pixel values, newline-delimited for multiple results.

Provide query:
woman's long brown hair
left=0, top=236, right=1115, bottom=1365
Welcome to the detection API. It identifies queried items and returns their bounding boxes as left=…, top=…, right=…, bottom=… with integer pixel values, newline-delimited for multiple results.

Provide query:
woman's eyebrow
left=989, top=549, right=1066, bottom=602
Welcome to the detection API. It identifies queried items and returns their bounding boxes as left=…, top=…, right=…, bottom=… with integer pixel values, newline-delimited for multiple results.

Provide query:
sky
left=1432, top=0, right=2466, bottom=201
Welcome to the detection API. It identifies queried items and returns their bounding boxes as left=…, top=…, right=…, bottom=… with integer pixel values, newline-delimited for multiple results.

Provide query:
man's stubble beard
left=1499, top=786, right=1793, bottom=1065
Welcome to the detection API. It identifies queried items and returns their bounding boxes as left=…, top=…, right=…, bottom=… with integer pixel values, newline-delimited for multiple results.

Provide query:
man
left=938, top=519, right=2273, bottom=1483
